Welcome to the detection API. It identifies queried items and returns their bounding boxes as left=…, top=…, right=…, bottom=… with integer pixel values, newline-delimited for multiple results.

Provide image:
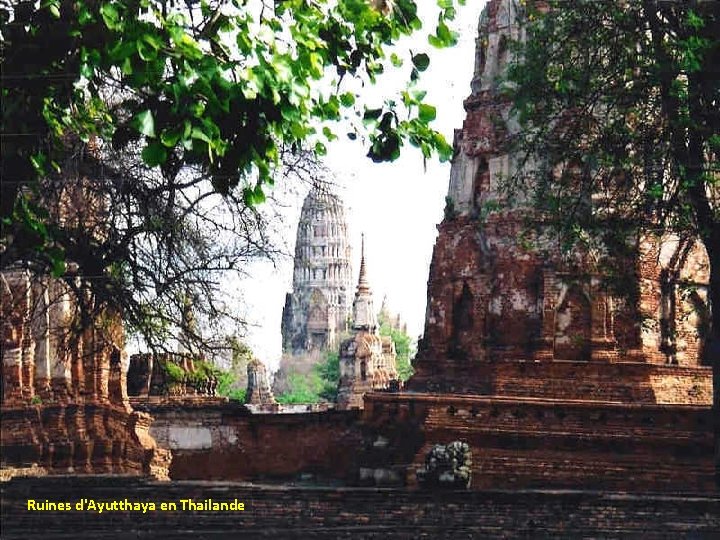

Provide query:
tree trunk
left=684, top=55, right=718, bottom=487
left=707, top=232, right=720, bottom=488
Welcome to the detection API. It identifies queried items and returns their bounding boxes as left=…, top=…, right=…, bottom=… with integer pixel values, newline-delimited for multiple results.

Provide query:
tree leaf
left=340, top=92, right=356, bottom=107
left=412, top=53, right=430, bottom=71
left=141, top=141, right=167, bottom=166
left=418, top=103, right=437, bottom=122
left=133, top=110, right=155, bottom=138
left=100, top=3, right=121, bottom=30
left=253, top=184, right=266, bottom=204
left=363, top=108, right=383, bottom=121
left=160, top=128, right=182, bottom=147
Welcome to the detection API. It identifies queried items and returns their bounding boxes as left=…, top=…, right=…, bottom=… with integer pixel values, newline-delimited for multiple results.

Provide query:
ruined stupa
left=280, top=183, right=353, bottom=354
left=245, top=358, right=277, bottom=406
left=363, top=0, right=713, bottom=492
left=409, top=0, right=711, bottom=394
left=337, top=236, right=397, bottom=409
left=274, top=182, right=353, bottom=394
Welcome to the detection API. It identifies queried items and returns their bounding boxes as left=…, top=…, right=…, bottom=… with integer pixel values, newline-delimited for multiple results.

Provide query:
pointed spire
left=352, top=233, right=377, bottom=332
left=378, top=294, right=390, bottom=327
left=357, top=233, right=370, bottom=292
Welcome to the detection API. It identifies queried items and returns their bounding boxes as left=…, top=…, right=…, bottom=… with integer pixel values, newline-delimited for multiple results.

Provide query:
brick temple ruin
left=1, top=0, right=718, bottom=536
left=281, top=183, right=354, bottom=354
left=337, top=236, right=399, bottom=409
left=0, top=265, right=169, bottom=481
left=273, top=183, right=354, bottom=394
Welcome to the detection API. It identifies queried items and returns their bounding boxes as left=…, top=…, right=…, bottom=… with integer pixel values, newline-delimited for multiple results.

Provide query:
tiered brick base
left=407, top=360, right=712, bottom=404
left=363, top=393, right=715, bottom=492
left=0, top=403, right=169, bottom=480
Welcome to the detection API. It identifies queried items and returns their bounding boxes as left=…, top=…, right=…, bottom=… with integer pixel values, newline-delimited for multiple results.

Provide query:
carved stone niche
left=538, top=272, right=618, bottom=363
left=553, top=283, right=592, bottom=361
left=448, top=281, right=475, bottom=361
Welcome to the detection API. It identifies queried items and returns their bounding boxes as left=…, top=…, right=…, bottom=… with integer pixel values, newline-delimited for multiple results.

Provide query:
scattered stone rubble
left=417, top=441, right=473, bottom=490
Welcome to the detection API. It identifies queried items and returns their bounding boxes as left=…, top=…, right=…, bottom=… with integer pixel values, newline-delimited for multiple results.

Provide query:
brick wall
left=136, top=400, right=363, bottom=482
left=364, top=393, right=716, bottom=492
left=134, top=392, right=715, bottom=492
left=407, top=359, right=712, bottom=404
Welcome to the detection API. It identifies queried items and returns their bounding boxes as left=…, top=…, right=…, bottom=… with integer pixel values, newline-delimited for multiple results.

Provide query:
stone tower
left=358, top=1, right=711, bottom=493
left=409, top=0, right=710, bottom=393
left=281, top=183, right=353, bottom=354
left=337, top=236, right=397, bottom=410
left=245, top=358, right=277, bottom=406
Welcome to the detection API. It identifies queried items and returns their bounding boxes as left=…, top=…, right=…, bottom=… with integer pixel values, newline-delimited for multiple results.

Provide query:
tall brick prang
left=409, top=0, right=711, bottom=393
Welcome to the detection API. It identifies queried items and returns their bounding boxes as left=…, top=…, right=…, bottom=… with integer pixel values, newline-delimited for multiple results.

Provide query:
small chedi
left=245, top=358, right=276, bottom=406
left=337, top=236, right=398, bottom=409
left=274, top=183, right=353, bottom=394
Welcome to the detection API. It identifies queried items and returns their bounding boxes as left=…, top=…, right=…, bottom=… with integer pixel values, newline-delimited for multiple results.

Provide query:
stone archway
left=307, top=288, right=329, bottom=349
left=449, top=281, right=475, bottom=360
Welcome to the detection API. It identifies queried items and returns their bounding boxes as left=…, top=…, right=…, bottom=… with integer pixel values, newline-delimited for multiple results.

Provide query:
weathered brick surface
left=1, top=270, right=169, bottom=480
left=363, top=393, right=716, bottom=492
left=2, top=476, right=719, bottom=538
left=1, top=403, right=169, bottom=480
left=408, top=359, right=712, bottom=404
left=137, top=401, right=363, bottom=482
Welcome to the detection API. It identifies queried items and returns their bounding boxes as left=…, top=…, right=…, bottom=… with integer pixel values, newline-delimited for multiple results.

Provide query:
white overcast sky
left=238, top=2, right=487, bottom=371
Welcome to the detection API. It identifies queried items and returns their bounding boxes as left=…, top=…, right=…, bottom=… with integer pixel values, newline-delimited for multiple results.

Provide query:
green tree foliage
left=216, top=371, right=246, bottom=402
left=316, top=351, right=341, bottom=401
left=276, top=350, right=339, bottom=404
left=2, top=0, right=463, bottom=230
left=504, top=0, right=719, bottom=481
left=275, top=371, right=324, bottom=404
left=214, top=335, right=253, bottom=401
left=1, top=0, right=464, bottom=350
left=378, top=315, right=414, bottom=381
left=158, top=356, right=229, bottom=393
